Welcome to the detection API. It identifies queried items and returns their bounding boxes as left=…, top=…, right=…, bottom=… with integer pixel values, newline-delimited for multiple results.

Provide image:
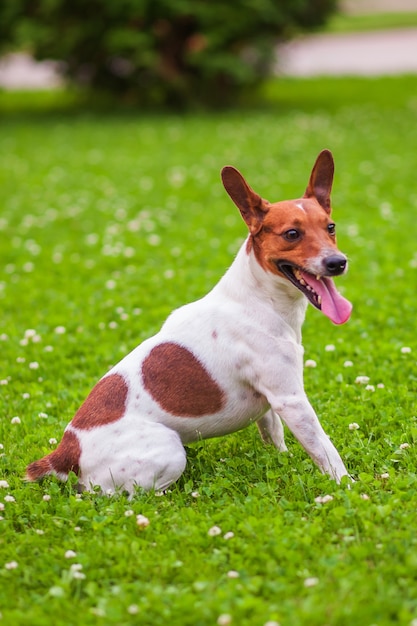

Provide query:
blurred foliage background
left=0, top=0, right=338, bottom=108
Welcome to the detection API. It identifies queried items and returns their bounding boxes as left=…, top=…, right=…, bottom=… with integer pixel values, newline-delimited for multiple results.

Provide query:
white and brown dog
left=26, top=150, right=353, bottom=495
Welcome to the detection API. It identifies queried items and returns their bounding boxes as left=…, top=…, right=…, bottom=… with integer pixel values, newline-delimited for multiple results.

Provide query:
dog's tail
left=25, top=429, right=81, bottom=482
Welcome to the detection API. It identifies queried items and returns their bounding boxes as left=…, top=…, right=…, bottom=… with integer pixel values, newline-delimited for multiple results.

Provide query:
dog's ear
left=304, top=149, right=334, bottom=213
left=221, top=166, right=269, bottom=235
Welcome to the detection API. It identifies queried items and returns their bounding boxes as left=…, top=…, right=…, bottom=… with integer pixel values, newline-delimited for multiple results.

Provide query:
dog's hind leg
left=256, top=409, right=288, bottom=452
left=79, top=420, right=187, bottom=496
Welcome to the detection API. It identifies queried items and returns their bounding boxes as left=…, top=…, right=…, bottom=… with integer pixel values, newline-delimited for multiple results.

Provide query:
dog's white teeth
left=318, top=295, right=322, bottom=305
left=299, top=278, right=306, bottom=286
left=316, top=274, right=322, bottom=281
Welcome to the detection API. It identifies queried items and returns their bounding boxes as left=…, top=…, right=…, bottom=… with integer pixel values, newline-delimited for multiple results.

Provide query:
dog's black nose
left=323, top=255, right=347, bottom=276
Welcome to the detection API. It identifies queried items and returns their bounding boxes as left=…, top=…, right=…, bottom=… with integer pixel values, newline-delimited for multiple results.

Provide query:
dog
left=26, top=149, right=352, bottom=496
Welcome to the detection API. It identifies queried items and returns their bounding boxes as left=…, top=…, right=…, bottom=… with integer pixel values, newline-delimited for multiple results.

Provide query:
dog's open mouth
left=277, top=262, right=352, bottom=325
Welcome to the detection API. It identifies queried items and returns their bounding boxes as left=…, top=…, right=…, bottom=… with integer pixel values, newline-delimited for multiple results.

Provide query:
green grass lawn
left=325, top=11, right=417, bottom=33
left=1, top=75, right=417, bottom=625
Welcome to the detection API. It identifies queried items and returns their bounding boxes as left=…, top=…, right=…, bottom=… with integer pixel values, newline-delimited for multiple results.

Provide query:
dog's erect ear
left=304, top=149, right=334, bottom=213
left=221, top=166, right=269, bottom=235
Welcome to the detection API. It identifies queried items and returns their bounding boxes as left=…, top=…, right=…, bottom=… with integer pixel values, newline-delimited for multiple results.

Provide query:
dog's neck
left=215, top=239, right=308, bottom=343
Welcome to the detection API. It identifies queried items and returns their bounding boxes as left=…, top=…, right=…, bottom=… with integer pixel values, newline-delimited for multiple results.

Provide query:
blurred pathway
left=275, top=27, right=417, bottom=76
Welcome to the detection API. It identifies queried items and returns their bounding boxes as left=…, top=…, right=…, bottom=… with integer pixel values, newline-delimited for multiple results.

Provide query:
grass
left=325, top=11, right=417, bottom=33
left=1, top=75, right=417, bottom=625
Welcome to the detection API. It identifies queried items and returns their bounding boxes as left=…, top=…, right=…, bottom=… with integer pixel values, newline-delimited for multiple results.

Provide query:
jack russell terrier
left=26, top=149, right=353, bottom=496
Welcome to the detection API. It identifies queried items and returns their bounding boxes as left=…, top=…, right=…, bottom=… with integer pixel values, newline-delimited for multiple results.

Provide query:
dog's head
left=221, top=150, right=352, bottom=325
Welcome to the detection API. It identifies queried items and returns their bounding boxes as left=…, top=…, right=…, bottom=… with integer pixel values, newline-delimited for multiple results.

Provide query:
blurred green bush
left=0, top=0, right=338, bottom=108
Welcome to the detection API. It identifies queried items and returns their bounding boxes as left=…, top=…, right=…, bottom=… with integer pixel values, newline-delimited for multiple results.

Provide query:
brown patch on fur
left=26, top=430, right=81, bottom=480
left=50, top=430, right=81, bottom=475
left=71, top=373, right=128, bottom=430
left=142, top=342, right=225, bottom=417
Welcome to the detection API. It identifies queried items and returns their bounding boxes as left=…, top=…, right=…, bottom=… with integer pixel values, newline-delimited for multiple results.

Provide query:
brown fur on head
left=221, top=150, right=337, bottom=276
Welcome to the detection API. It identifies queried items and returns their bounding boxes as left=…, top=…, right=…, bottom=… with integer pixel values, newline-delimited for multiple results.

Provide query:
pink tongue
left=301, top=272, right=352, bottom=325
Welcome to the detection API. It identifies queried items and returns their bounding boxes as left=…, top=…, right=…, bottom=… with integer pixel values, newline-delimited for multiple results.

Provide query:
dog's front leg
left=271, top=393, right=349, bottom=483
left=257, top=410, right=288, bottom=452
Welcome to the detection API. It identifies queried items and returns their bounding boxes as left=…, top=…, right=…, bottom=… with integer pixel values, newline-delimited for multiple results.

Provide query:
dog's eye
left=283, top=229, right=301, bottom=241
left=327, top=223, right=336, bottom=235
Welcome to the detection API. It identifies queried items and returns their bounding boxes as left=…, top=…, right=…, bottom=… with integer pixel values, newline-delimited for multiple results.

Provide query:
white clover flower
left=365, top=385, right=375, bottom=392
left=0, top=380, right=8, bottom=385
left=355, top=376, right=370, bottom=385
left=106, top=280, right=116, bottom=290
left=43, top=495, right=51, bottom=502
left=208, top=525, right=222, bottom=537
left=70, top=563, right=83, bottom=572
left=400, top=443, right=410, bottom=449
left=380, top=473, right=389, bottom=479
left=217, top=614, right=232, bottom=626
left=55, top=326, right=66, bottom=335
left=16, top=357, right=25, bottom=363
left=29, top=362, right=39, bottom=370
left=49, top=438, right=57, bottom=446
left=35, top=529, right=45, bottom=535
left=264, top=622, right=281, bottom=626
left=65, top=550, right=77, bottom=559
left=349, top=422, right=360, bottom=431
left=148, top=234, right=161, bottom=246
left=11, top=416, right=21, bottom=425
left=44, top=345, right=54, bottom=352
left=5, top=561, right=18, bottom=570
left=343, top=360, right=354, bottom=367
left=136, top=514, right=150, bottom=528
left=223, top=532, right=234, bottom=540
left=377, top=383, right=385, bottom=389
left=360, top=494, right=370, bottom=501
left=128, top=605, right=139, bottom=615
left=227, top=570, right=239, bottom=579
left=304, top=577, right=319, bottom=587
left=4, top=495, right=15, bottom=503
left=304, top=359, right=317, bottom=368
left=124, top=510, right=134, bottom=517
left=22, top=393, right=30, bottom=399
left=401, top=346, right=412, bottom=354
left=72, top=571, right=86, bottom=580
left=325, top=344, right=336, bottom=352
left=38, top=412, right=48, bottom=419
left=314, top=495, right=333, bottom=504
left=191, top=491, right=200, bottom=498
left=0, top=481, right=9, bottom=489
left=0, top=503, right=4, bottom=511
